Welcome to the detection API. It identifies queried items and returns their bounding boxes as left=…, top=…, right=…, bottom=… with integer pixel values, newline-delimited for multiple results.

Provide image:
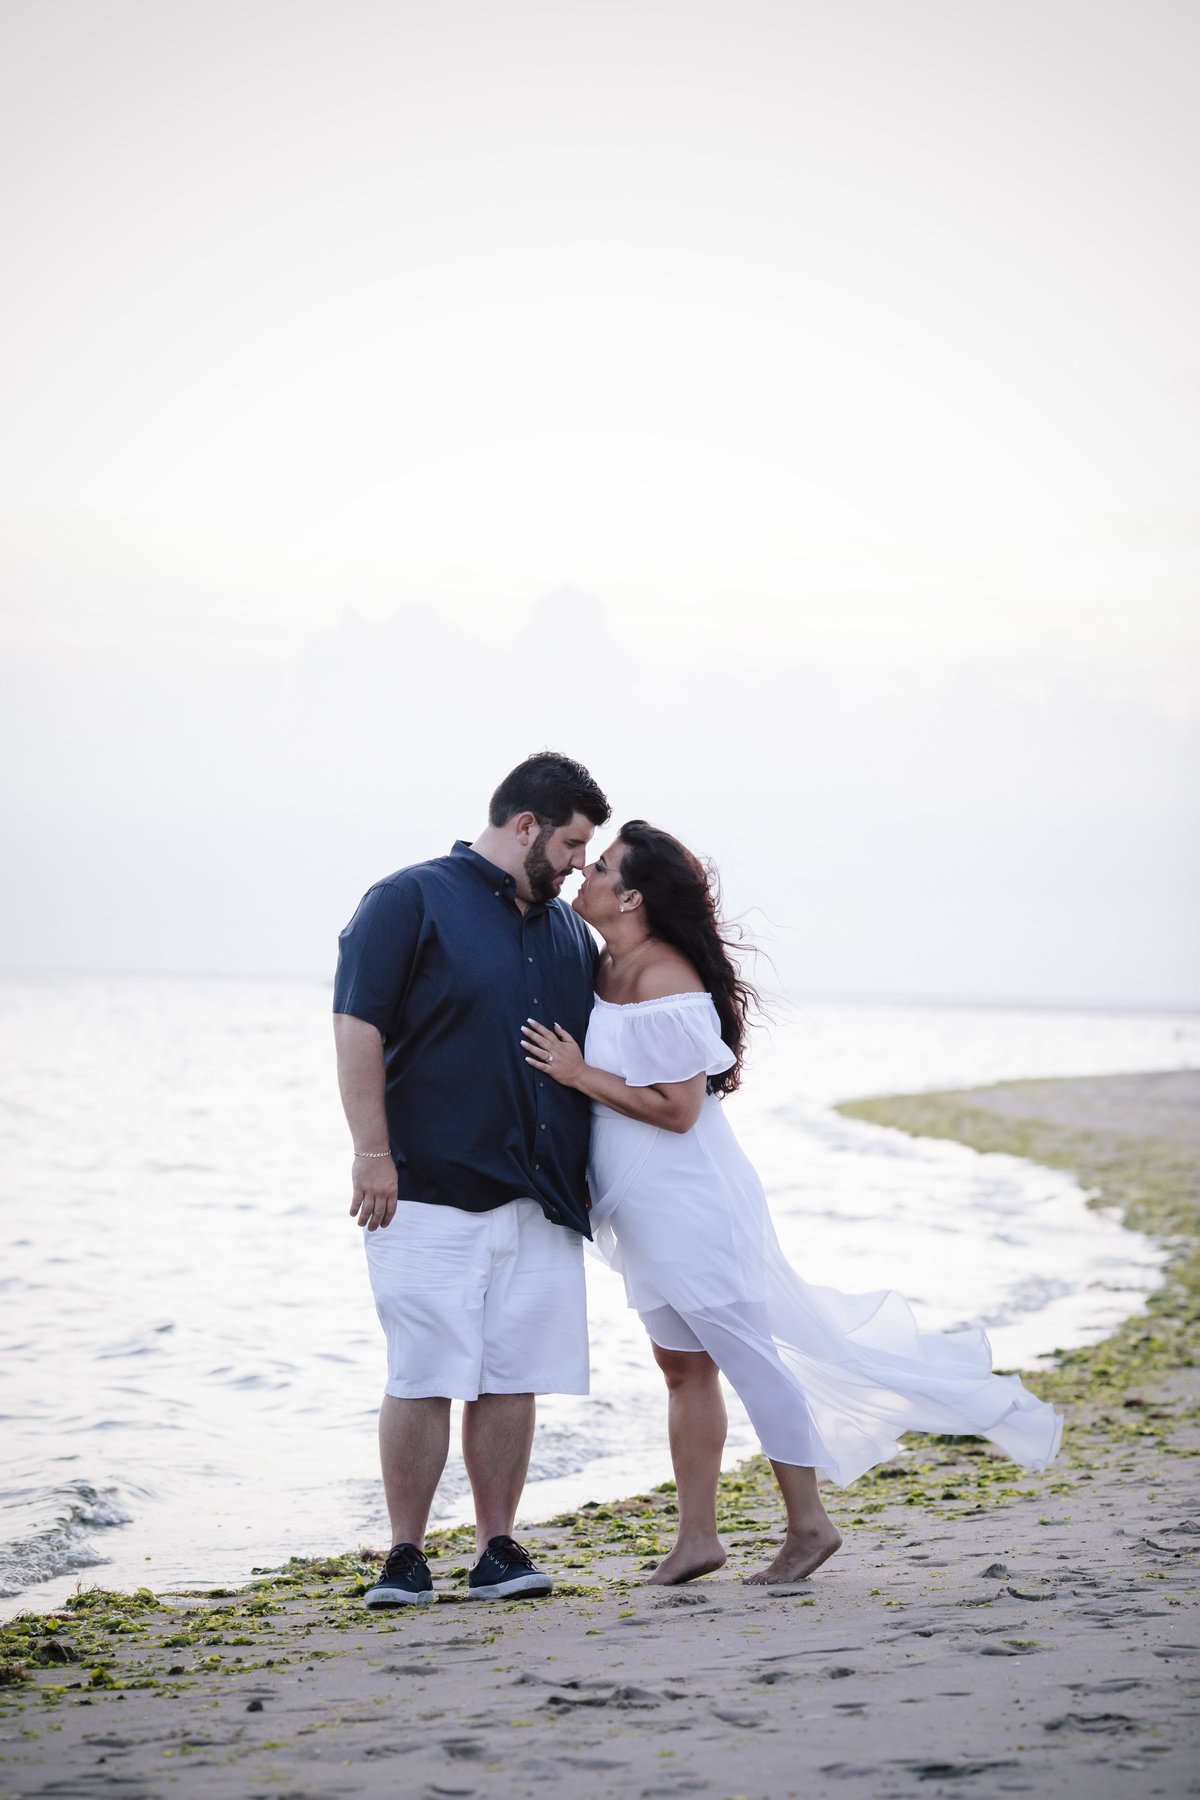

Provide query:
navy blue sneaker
left=363, top=1542, right=436, bottom=1607
left=467, top=1536, right=553, bottom=1601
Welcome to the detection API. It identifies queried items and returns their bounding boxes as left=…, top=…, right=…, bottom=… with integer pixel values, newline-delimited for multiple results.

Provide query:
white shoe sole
left=363, top=1586, right=438, bottom=1607
left=467, top=1573, right=553, bottom=1600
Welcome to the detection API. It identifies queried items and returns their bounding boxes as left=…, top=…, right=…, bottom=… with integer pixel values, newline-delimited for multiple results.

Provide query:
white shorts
left=364, top=1198, right=589, bottom=1400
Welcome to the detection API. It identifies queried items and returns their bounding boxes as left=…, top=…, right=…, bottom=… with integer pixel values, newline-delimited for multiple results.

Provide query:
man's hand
left=334, top=1013, right=397, bottom=1230
left=350, top=1153, right=399, bottom=1232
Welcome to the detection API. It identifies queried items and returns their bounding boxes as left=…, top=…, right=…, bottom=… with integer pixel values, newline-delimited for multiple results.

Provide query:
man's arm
left=333, top=1012, right=399, bottom=1231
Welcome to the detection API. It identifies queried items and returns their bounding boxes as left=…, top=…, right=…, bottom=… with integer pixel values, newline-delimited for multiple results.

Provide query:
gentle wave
left=0, top=1481, right=133, bottom=1598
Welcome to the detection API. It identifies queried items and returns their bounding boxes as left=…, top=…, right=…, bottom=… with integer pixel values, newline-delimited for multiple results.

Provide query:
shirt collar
left=450, top=839, right=507, bottom=879
left=450, top=840, right=553, bottom=916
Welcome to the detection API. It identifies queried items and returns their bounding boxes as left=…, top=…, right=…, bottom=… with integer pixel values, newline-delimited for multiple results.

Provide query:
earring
left=618, top=904, right=625, bottom=912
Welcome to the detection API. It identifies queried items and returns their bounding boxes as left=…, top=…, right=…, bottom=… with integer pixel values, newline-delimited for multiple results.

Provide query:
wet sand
left=3, top=1070, right=1198, bottom=1799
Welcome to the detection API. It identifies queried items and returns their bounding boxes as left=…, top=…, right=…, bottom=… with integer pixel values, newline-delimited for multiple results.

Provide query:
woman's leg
left=648, top=1344, right=729, bottom=1585
left=744, top=1460, right=842, bottom=1584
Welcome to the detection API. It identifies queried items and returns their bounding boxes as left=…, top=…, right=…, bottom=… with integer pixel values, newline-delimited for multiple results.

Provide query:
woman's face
left=572, top=838, right=629, bottom=927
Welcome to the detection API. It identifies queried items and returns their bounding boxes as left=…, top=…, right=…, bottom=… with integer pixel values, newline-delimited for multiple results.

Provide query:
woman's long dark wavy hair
left=616, top=820, right=761, bottom=1096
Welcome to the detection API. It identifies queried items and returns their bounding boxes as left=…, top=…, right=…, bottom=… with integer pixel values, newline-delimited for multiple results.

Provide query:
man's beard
left=524, top=825, right=565, bottom=904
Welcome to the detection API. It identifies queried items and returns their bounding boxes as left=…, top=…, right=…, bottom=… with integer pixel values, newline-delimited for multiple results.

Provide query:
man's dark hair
left=488, top=752, right=610, bottom=830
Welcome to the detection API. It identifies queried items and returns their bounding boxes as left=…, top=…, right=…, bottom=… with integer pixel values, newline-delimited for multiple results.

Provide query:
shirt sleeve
left=332, top=879, right=424, bottom=1035
left=619, top=998, right=737, bottom=1088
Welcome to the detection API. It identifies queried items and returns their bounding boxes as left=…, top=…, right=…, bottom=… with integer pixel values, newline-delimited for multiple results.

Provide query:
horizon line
left=0, top=965, right=1197, bottom=1018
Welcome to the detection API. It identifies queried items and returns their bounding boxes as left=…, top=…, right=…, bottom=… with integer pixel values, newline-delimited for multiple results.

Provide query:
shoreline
left=2, top=1069, right=1198, bottom=1798
left=837, top=1069, right=1200, bottom=1418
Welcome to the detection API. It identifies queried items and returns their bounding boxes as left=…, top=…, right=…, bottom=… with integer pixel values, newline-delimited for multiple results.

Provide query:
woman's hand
left=522, top=1018, right=705, bottom=1132
left=521, top=1017, right=585, bottom=1086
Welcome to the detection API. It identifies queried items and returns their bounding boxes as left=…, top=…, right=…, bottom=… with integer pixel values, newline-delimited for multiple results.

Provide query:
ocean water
left=1, top=972, right=1196, bottom=1617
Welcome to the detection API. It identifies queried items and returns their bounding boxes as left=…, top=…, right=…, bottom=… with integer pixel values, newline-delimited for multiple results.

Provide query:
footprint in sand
left=543, top=1682, right=662, bottom=1710
left=1043, top=1712, right=1145, bottom=1736
left=902, top=1760, right=1018, bottom=1779
left=1065, top=1677, right=1150, bottom=1694
left=441, top=1737, right=487, bottom=1759
left=409, top=1633, right=499, bottom=1648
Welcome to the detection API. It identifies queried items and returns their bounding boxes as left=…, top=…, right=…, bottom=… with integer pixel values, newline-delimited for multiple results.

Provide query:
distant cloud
left=1, top=590, right=1196, bottom=1005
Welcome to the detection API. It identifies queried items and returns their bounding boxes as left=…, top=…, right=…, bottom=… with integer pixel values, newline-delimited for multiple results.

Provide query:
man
left=333, top=751, right=609, bottom=1606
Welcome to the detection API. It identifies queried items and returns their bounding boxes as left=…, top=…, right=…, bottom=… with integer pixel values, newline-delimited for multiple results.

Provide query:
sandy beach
left=3, top=1070, right=1198, bottom=1799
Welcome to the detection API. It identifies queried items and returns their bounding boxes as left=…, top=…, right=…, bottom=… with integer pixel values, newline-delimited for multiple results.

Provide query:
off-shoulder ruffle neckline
left=593, top=991, right=712, bottom=1012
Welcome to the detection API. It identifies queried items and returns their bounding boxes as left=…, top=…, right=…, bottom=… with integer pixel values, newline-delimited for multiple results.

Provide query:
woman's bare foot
left=645, top=1538, right=727, bottom=1585
left=743, top=1522, right=842, bottom=1585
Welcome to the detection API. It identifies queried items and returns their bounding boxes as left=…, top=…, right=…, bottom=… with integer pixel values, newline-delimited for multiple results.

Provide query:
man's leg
left=379, top=1395, right=452, bottom=1548
left=460, top=1202, right=586, bottom=1584
left=461, top=1391, right=536, bottom=1555
left=461, top=1200, right=587, bottom=1588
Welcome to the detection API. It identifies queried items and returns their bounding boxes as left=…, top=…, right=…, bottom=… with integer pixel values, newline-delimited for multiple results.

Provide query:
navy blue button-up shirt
left=333, top=841, right=597, bottom=1237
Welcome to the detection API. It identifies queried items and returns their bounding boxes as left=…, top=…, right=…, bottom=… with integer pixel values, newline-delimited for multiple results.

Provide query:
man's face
left=521, top=812, right=596, bottom=904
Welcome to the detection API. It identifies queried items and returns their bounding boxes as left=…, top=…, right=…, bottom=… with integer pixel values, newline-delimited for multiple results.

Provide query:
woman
left=522, top=821, right=1062, bottom=1587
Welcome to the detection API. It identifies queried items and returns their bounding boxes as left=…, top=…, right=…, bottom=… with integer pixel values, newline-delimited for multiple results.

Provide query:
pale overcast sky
left=1, top=1, right=1197, bottom=1002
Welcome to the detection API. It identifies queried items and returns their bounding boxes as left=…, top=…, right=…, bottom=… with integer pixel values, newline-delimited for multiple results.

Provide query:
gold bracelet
left=354, top=1148, right=392, bottom=1158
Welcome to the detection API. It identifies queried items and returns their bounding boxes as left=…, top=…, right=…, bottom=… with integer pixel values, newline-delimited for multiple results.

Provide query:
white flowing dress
left=585, top=992, right=1062, bottom=1486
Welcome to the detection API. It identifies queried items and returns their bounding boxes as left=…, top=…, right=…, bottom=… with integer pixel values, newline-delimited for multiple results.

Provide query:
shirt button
left=539, top=1123, right=547, bottom=1131
left=534, top=1162, right=541, bottom=1171
left=527, top=956, right=534, bottom=963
